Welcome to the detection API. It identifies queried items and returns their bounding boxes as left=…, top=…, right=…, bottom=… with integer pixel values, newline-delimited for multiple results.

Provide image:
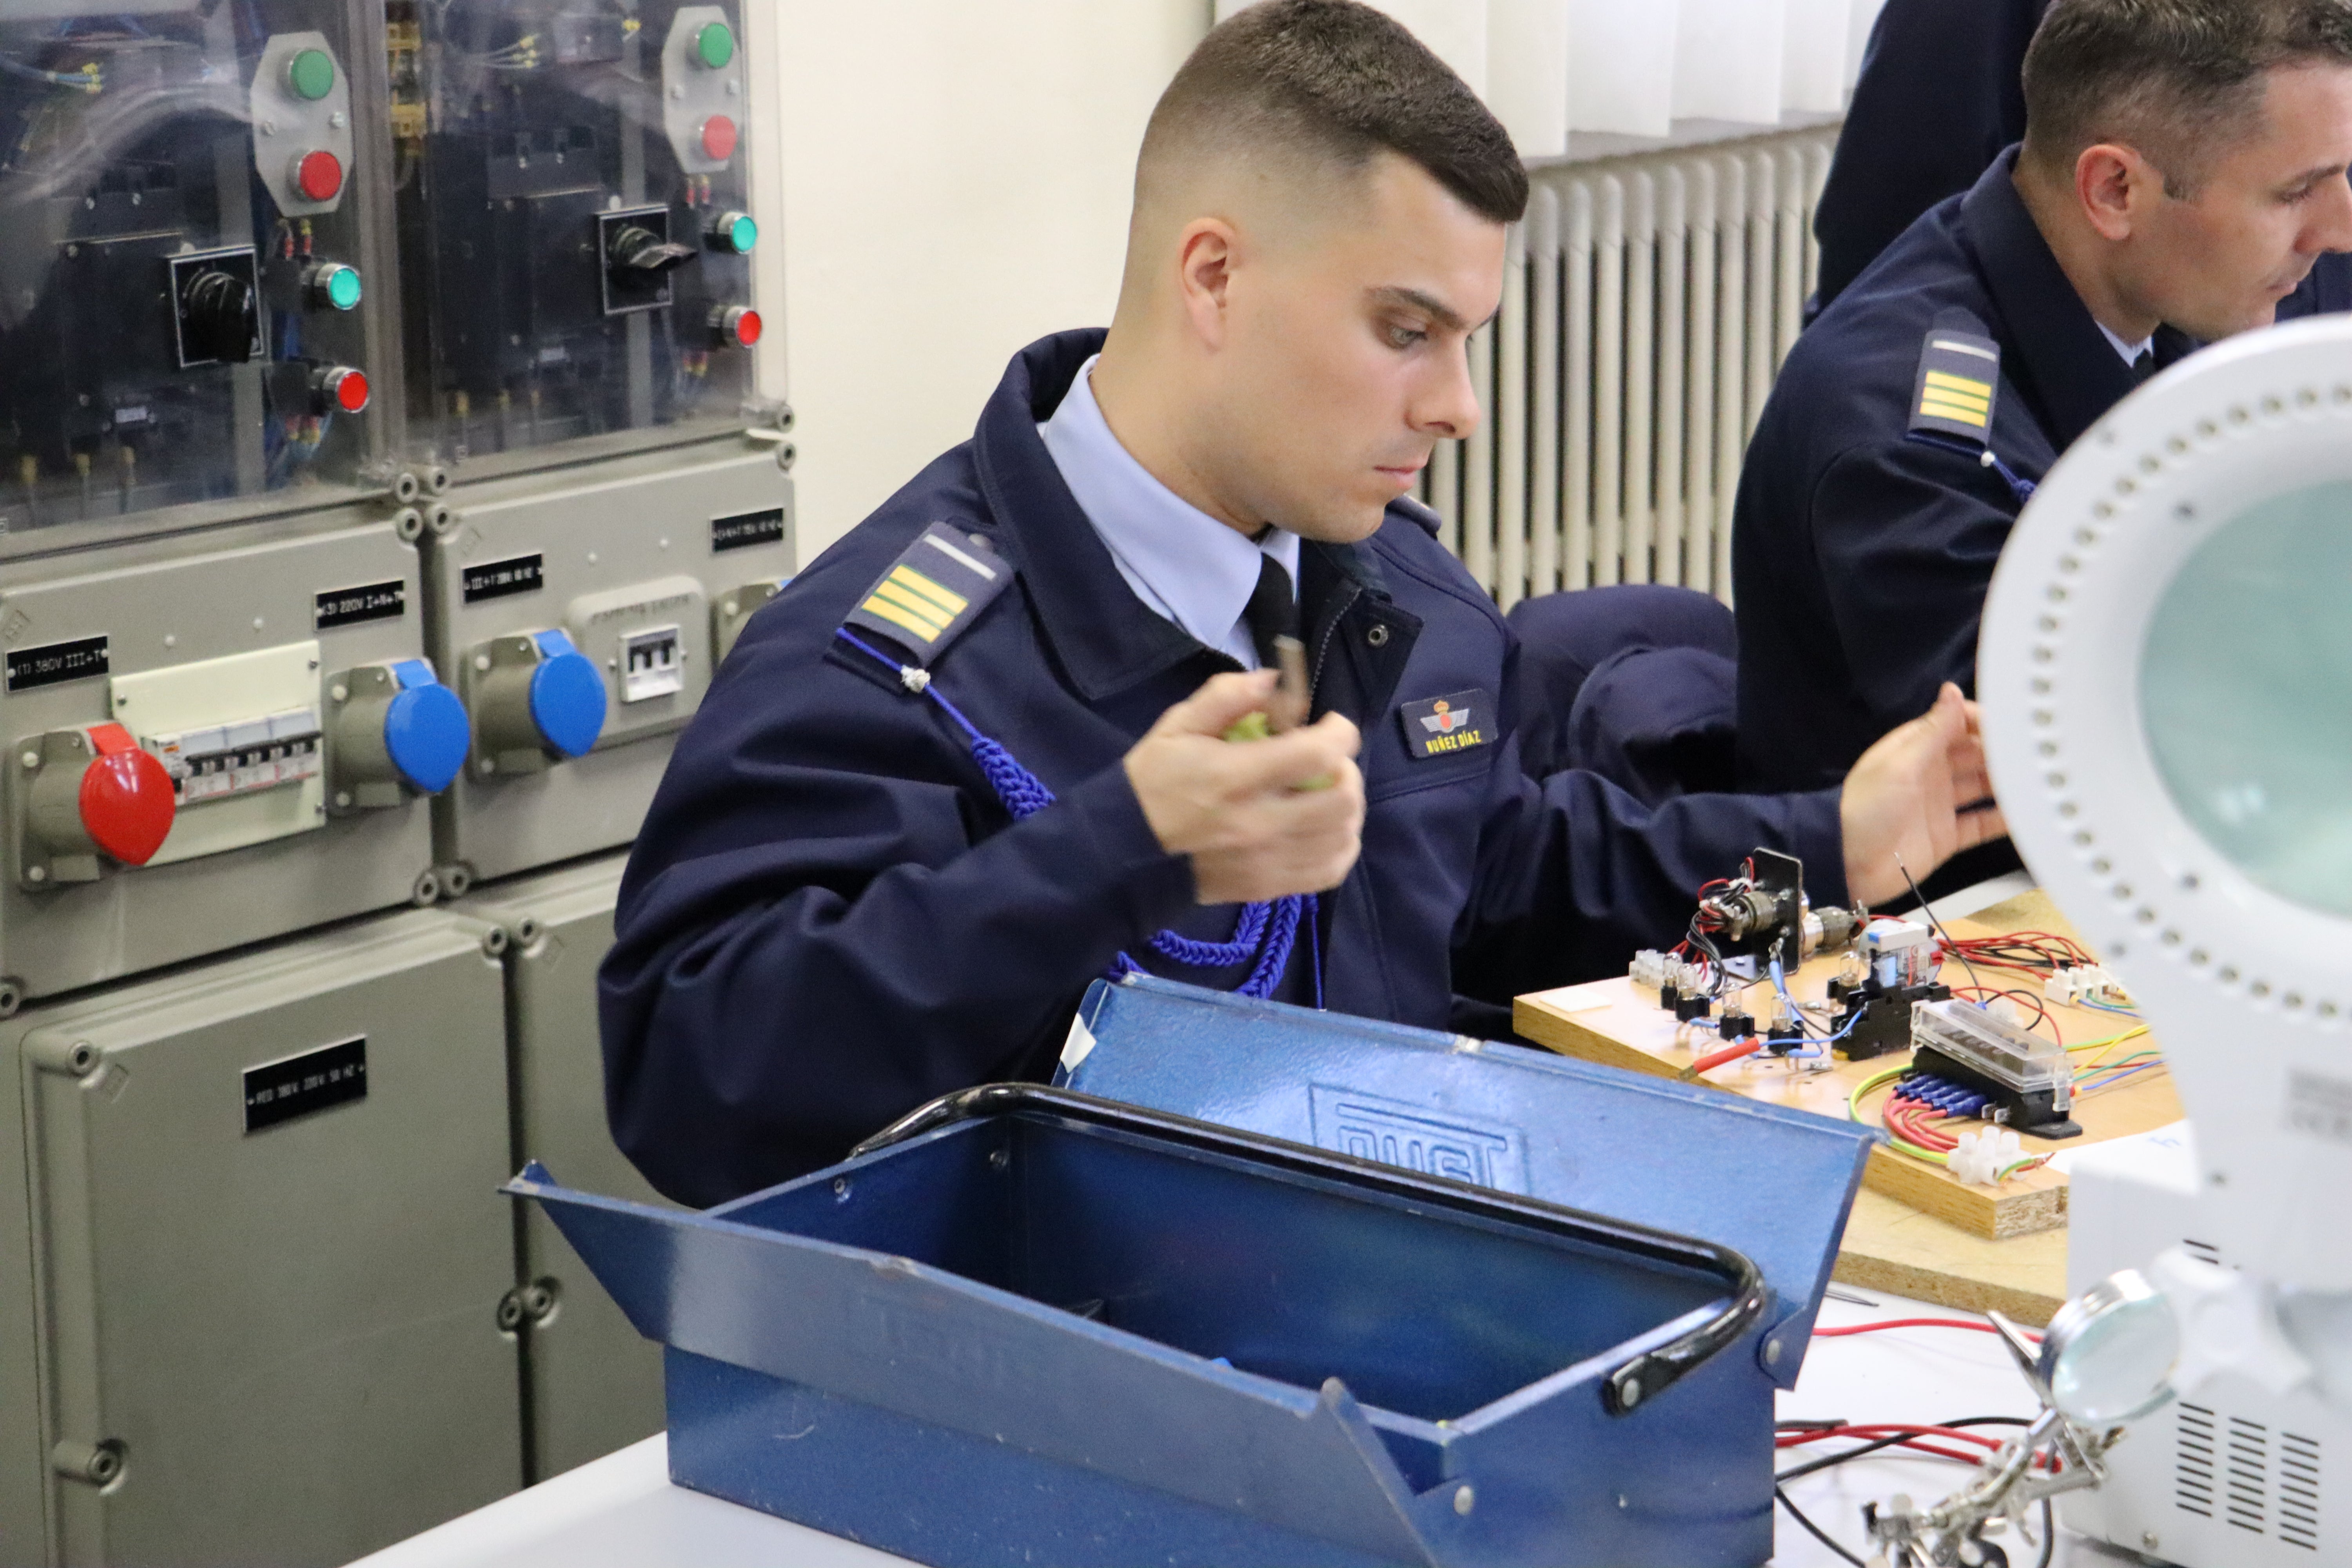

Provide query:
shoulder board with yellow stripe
left=843, top=523, right=1011, bottom=666
left=1909, top=322, right=2002, bottom=444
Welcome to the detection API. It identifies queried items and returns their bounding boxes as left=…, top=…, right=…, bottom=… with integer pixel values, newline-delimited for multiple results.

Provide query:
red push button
left=78, top=725, right=174, bottom=866
left=294, top=149, right=344, bottom=202
left=699, top=115, right=738, bottom=162
left=315, top=365, right=370, bottom=414
left=710, top=305, right=761, bottom=348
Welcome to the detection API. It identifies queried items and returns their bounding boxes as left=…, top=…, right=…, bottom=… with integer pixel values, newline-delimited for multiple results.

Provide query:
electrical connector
left=1630, top=949, right=1670, bottom=988
left=1947, top=1127, right=2025, bottom=1186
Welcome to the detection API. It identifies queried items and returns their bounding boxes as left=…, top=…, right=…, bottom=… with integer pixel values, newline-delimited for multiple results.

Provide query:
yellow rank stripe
left=889, top=564, right=968, bottom=617
left=1922, top=370, right=1993, bottom=406
left=1918, top=397, right=1991, bottom=428
left=860, top=593, right=944, bottom=643
left=872, top=579, right=955, bottom=630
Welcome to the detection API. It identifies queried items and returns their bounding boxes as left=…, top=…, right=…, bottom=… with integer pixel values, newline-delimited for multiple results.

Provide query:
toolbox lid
left=1062, top=975, right=1880, bottom=1385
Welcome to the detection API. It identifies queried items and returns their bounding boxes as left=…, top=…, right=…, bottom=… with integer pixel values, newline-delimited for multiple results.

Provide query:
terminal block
left=1826, top=918, right=1951, bottom=1061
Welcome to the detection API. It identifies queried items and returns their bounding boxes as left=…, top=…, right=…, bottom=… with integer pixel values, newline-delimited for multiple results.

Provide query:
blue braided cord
left=832, top=627, right=1307, bottom=994
left=1903, top=430, right=2037, bottom=505
left=1306, top=893, right=1323, bottom=1010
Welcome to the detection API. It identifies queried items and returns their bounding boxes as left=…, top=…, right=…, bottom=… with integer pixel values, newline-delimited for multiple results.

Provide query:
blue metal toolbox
left=511, top=979, right=1877, bottom=1567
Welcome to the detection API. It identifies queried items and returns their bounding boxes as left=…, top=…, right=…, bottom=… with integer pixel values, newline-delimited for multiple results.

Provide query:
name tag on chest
left=1399, top=689, right=1494, bottom=759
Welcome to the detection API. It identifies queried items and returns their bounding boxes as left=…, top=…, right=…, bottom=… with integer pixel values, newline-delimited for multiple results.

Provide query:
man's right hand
left=1125, top=670, right=1366, bottom=905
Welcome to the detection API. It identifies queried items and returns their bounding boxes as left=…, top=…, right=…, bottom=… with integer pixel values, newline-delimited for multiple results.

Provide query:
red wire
left=1812, top=1318, right=2040, bottom=1342
left=1690, top=1037, right=1764, bottom=1075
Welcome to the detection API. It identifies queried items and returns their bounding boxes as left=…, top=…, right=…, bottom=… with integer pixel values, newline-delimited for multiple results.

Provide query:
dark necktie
left=1241, top=552, right=1299, bottom=670
left=2131, top=349, right=2156, bottom=385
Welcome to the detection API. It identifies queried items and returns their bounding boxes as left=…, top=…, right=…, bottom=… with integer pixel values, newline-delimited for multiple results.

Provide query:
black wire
left=1777, top=1414, right=2032, bottom=1483
left=1898, top=855, right=1983, bottom=995
left=1775, top=1416, right=2054, bottom=1568
left=1775, top=1485, right=1867, bottom=1566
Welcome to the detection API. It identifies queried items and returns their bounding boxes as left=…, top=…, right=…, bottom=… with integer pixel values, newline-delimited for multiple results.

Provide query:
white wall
left=753, top=2, right=1212, bottom=564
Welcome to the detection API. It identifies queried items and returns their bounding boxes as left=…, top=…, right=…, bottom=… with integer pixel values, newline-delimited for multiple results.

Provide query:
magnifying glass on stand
left=1864, top=315, right=2352, bottom=1566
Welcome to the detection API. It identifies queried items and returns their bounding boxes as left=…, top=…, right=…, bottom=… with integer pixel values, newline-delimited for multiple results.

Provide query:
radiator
left=1425, top=122, right=1841, bottom=608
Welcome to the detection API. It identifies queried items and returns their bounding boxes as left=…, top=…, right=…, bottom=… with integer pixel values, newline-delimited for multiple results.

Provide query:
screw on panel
left=495, top=1289, right=526, bottom=1333
left=776, top=441, right=797, bottom=471
left=514, top=916, right=542, bottom=946
left=412, top=869, right=441, bottom=906
left=480, top=926, right=508, bottom=958
left=25, top=866, right=46, bottom=884
left=523, top=1279, right=557, bottom=1321
left=426, top=466, right=451, bottom=495
left=18, top=751, right=37, bottom=770
left=392, top=507, right=424, bottom=543
left=427, top=503, right=456, bottom=537
left=1452, top=1485, right=1475, bottom=1516
left=0, top=980, right=20, bottom=1019
left=392, top=471, right=423, bottom=503
left=50, top=1438, right=124, bottom=1489
left=833, top=1177, right=851, bottom=1201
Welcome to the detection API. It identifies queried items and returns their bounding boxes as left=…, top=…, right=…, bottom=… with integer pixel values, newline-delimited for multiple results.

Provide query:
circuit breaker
left=393, top=0, right=767, bottom=472
left=0, top=2, right=394, bottom=538
left=421, top=434, right=791, bottom=882
left=0, top=511, right=463, bottom=1004
left=456, top=853, right=673, bottom=1482
left=0, top=904, right=522, bottom=1566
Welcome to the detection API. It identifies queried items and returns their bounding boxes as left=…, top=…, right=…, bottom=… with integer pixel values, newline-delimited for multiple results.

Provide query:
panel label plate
left=711, top=506, right=786, bottom=554
left=314, top=580, right=407, bottom=630
left=461, top=554, right=545, bottom=604
left=244, top=1037, right=367, bottom=1132
left=5, top=635, right=110, bottom=693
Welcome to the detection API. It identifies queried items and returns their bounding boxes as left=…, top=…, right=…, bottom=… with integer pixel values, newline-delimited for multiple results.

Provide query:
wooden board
left=1835, top=1187, right=2067, bottom=1327
left=1513, top=890, right=2183, bottom=1241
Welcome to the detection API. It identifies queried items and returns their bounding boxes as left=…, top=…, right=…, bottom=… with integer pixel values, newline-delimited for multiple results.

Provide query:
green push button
left=324, top=265, right=362, bottom=310
left=694, top=21, right=735, bottom=69
left=287, top=47, right=336, bottom=102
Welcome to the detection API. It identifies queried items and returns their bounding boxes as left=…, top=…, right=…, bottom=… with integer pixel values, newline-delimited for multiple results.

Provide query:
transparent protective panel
left=394, top=0, right=758, bottom=466
left=2142, top=480, right=2352, bottom=916
left=0, top=2, right=381, bottom=536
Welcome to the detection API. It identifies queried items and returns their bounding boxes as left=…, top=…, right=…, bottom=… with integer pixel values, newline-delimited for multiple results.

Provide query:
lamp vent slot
left=2280, top=1430, right=2321, bottom=1550
left=2227, top=1415, right=2270, bottom=1534
left=2175, top=1402, right=2216, bottom=1518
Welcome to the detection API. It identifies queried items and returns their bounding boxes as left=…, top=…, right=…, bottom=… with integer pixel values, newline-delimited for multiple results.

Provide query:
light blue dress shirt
left=1038, top=354, right=1300, bottom=670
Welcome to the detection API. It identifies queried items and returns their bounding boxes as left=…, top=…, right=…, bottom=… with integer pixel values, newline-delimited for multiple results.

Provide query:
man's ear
left=2075, top=142, right=2158, bottom=241
left=1174, top=218, right=1239, bottom=349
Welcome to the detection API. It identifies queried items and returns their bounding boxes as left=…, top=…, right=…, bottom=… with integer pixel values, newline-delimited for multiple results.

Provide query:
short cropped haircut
left=1140, top=0, right=1528, bottom=225
left=2023, top=0, right=2352, bottom=195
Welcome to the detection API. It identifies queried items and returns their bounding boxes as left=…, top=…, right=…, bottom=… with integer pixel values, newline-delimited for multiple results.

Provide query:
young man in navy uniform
left=1736, top=0, right=2352, bottom=814
left=601, top=0, right=2004, bottom=1207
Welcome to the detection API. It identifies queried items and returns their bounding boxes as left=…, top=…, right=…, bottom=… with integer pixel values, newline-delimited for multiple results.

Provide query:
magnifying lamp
left=1981, top=315, right=2352, bottom=1314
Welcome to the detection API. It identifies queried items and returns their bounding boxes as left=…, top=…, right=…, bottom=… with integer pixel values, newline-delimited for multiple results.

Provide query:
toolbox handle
left=855, top=1084, right=1768, bottom=1416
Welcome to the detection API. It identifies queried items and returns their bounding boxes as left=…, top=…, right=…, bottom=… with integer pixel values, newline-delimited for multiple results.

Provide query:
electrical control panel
left=422, top=432, right=790, bottom=883
left=0, top=2, right=388, bottom=539
left=392, top=0, right=762, bottom=474
left=0, top=512, right=456, bottom=1005
left=0, top=905, right=523, bottom=1564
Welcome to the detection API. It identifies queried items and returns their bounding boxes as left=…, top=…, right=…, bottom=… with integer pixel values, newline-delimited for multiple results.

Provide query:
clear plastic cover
left=1911, top=997, right=2072, bottom=1103
left=0, top=2, right=379, bottom=536
left=394, top=0, right=758, bottom=466
left=2142, top=479, right=2352, bottom=919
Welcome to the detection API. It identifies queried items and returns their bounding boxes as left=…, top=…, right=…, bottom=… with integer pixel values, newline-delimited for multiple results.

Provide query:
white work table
left=354, top=1287, right=2143, bottom=1568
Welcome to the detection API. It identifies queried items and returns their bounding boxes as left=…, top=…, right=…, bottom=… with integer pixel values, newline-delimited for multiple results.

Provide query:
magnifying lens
left=2037, top=1268, right=2180, bottom=1426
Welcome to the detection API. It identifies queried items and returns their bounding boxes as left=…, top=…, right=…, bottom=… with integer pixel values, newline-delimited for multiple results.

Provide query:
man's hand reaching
left=1840, top=682, right=2008, bottom=907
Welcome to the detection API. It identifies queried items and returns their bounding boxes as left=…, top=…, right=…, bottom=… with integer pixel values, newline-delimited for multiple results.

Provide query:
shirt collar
left=1036, top=354, right=1299, bottom=668
left=1960, top=147, right=2194, bottom=447
left=2094, top=319, right=2153, bottom=367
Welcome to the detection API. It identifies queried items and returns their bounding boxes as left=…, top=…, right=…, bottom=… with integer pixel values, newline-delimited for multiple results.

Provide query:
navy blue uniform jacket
left=603, top=330, right=1845, bottom=1205
left=1813, top=0, right=2350, bottom=317
left=1733, top=150, right=2204, bottom=795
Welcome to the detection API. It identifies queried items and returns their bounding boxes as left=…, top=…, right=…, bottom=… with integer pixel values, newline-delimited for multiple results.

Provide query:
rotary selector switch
left=325, top=660, right=469, bottom=811
left=464, top=630, right=608, bottom=778
left=16, top=724, right=176, bottom=888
